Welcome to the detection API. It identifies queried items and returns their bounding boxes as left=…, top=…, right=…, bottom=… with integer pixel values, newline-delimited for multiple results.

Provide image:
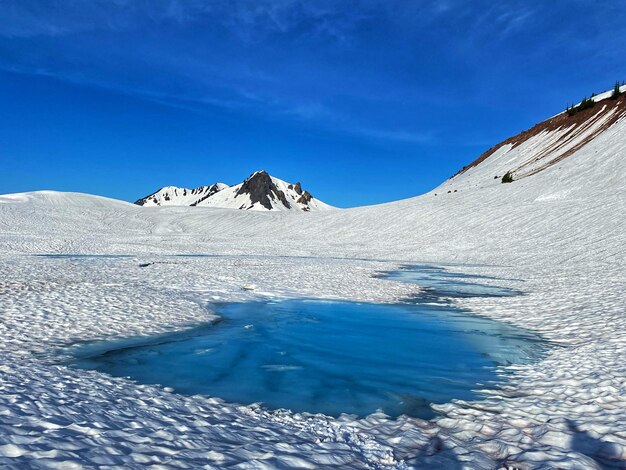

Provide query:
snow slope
left=136, top=170, right=334, bottom=212
left=0, top=92, right=625, bottom=468
left=451, top=87, right=626, bottom=185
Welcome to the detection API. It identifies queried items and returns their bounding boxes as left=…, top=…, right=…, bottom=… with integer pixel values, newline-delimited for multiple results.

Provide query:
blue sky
left=1, top=1, right=625, bottom=207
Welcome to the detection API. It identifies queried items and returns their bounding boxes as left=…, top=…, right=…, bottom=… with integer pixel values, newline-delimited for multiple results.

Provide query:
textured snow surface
left=0, top=115, right=625, bottom=468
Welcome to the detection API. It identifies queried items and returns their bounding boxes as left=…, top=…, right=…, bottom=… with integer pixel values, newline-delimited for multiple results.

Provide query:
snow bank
left=0, top=108, right=625, bottom=467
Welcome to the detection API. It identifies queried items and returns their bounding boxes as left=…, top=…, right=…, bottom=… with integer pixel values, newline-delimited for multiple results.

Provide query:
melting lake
left=69, top=265, right=546, bottom=419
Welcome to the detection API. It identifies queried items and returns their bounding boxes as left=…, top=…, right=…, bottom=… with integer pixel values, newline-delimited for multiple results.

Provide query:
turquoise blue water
left=71, top=265, right=544, bottom=419
left=378, top=264, right=523, bottom=299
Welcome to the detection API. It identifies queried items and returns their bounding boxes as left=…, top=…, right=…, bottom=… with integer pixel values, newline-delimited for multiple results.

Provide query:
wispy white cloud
left=0, top=0, right=372, bottom=41
left=0, top=0, right=136, bottom=38
left=3, top=0, right=620, bottom=150
left=0, top=62, right=433, bottom=145
left=277, top=99, right=434, bottom=143
left=0, top=0, right=534, bottom=148
left=355, top=128, right=434, bottom=144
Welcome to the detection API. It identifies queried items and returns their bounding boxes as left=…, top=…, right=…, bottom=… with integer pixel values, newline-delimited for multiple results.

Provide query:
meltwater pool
left=70, top=265, right=545, bottom=419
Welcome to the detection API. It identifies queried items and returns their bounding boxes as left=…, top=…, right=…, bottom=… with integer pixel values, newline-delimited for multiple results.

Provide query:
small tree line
left=567, top=94, right=596, bottom=116
left=566, top=81, right=624, bottom=116
left=610, top=80, right=623, bottom=100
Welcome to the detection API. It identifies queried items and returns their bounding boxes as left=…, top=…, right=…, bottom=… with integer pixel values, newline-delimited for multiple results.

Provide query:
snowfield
left=0, top=104, right=625, bottom=468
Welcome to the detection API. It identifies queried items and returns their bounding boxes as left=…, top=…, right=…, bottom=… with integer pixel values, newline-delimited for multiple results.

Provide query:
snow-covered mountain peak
left=135, top=183, right=228, bottom=207
left=135, top=171, right=334, bottom=212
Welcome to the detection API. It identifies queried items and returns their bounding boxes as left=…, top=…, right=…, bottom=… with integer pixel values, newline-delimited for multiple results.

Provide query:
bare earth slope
left=452, top=87, right=626, bottom=184
left=0, top=96, right=625, bottom=468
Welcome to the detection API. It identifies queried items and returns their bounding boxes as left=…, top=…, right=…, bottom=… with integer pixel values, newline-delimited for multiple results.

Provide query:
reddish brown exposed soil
left=454, top=94, right=626, bottom=180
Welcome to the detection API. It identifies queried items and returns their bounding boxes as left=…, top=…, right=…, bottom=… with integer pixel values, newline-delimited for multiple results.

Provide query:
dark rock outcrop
left=296, top=191, right=313, bottom=205
left=276, top=190, right=291, bottom=208
left=190, top=184, right=226, bottom=206
left=235, top=171, right=290, bottom=210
